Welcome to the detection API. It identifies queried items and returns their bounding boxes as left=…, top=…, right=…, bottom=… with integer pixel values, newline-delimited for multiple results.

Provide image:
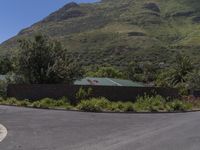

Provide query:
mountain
left=1, top=0, right=200, bottom=68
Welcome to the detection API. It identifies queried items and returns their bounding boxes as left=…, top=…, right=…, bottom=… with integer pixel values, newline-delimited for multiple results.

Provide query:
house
left=74, top=77, right=145, bottom=87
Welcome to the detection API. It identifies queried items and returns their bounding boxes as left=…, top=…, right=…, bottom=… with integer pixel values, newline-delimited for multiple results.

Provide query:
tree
left=125, top=61, right=157, bottom=83
left=170, top=54, right=193, bottom=86
left=18, top=35, right=83, bottom=84
left=86, top=66, right=124, bottom=79
left=125, top=61, right=142, bottom=81
left=187, top=70, right=200, bottom=90
left=155, top=54, right=194, bottom=95
left=0, top=56, right=13, bottom=74
left=155, top=69, right=174, bottom=87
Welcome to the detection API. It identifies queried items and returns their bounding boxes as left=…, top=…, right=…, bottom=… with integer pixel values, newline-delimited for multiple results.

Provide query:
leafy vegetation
left=155, top=54, right=196, bottom=95
left=86, top=66, right=125, bottom=79
left=0, top=95, right=196, bottom=112
left=134, top=95, right=166, bottom=112
left=75, top=87, right=93, bottom=100
left=0, top=97, right=72, bottom=109
left=76, top=96, right=193, bottom=112
left=0, top=57, right=13, bottom=74
left=125, top=61, right=157, bottom=83
left=32, top=97, right=72, bottom=109
left=0, top=1, right=199, bottom=96
left=77, top=97, right=110, bottom=112
left=17, top=35, right=83, bottom=84
left=134, top=95, right=192, bottom=112
left=1, top=0, right=200, bottom=69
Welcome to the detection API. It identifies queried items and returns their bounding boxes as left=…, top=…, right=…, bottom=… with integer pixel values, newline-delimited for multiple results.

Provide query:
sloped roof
left=74, top=77, right=145, bottom=87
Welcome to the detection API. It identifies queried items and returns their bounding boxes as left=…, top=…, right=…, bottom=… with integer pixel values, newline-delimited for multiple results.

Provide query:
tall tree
left=18, top=35, right=82, bottom=84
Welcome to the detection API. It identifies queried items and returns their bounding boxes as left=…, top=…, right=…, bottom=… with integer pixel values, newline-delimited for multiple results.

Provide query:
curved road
left=0, top=105, right=200, bottom=150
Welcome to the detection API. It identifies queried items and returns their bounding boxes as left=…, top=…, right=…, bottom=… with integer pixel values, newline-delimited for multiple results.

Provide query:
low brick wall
left=7, top=84, right=179, bottom=103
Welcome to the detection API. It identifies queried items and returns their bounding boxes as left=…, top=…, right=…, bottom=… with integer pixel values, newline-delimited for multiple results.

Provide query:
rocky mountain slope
left=1, top=0, right=200, bottom=67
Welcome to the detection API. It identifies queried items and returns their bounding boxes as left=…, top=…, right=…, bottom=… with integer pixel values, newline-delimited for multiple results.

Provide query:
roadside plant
left=134, top=95, right=166, bottom=112
left=166, top=100, right=192, bottom=111
left=32, top=97, right=71, bottom=109
left=77, top=97, right=110, bottom=112
left=0, top=96, right=195, bottom=112
left=76, top=87, right=93, bottom=100
left=109, top=101, right=135, bottom=112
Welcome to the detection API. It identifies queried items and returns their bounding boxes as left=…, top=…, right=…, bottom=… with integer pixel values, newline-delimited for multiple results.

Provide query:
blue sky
left=0, top=0, right=99, bottom=44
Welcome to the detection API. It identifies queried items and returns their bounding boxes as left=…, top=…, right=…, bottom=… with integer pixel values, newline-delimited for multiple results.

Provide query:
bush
left=0, top=80, right=7, bottom=97
left=19, top=100, right=31, bottom=107
left=109, top=102, right=135, bottom=112
left=134, top=95, right=192, bottom=112
left=0, top=96, right=195, bottom=112
left=166, top=100, right=192, bottom=111
left=76, top=87, right=93, bottom=100
left=134, top=95, right=165, bottom=112
left=123, top=102, right=135, bottom=112
left=77, top=98, right=136, bottom=112
left=175, top=83, right=189, bottom=96
left=86, top=67, right=125, bottom=79
left=4, top=97, right=20, bottom=105
left=77, top=97, right=110, bottom=112
left=32, top=97, right=71, bottom=109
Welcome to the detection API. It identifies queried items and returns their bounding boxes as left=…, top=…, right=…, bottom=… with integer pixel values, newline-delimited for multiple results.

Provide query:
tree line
left=0, top=35, right=199, bottom=95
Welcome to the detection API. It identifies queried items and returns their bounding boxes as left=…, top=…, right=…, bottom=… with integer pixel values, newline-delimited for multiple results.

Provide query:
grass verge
left=0, top=95, right=197, bottom=113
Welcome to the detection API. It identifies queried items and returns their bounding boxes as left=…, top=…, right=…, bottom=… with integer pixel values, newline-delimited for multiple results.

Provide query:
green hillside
left=1, top=0, right=200, bottom=68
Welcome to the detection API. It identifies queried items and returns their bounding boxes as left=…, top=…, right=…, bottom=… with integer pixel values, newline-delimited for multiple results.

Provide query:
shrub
left=109, top=102, right=124, bottom=112
left=32, top=97, right=71, bottom=109
left=175, top=83, right=189, bottom=96
left=166, top=100, right=192, bottom=111
left=134, top=95, right=192, bottom=112
left=76, top=87, right=93, bottom=100
left=134, top=95, right=165, bottom=112
left=109, top=102, right=135, bottom=112
left=4, top=97, right=20, bottom=105
left=77, top=97, right=110, bottom=112
left=77, top=98, right=135, bottom=112
left=86, top=67, right=125, bottom=79
left=0, top=80, right=7, bottom=97
left=56, top=97, right=72, bottom=109
left=0, top=97, right=31, bottom=106
left=123, top=102, right=135, bottom=112
left=0, top=96, right=195, bottom=112
left=19, top=100, right=31, bottom=107
left=32, top=100, right=43, bottom=108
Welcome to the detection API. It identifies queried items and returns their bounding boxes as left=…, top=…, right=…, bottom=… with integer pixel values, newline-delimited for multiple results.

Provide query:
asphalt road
left=0, top=105, right=200, bottom=150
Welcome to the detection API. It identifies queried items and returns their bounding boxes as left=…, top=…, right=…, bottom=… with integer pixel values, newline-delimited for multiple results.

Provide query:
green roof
left=74, top=77, right=145, bottom=87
